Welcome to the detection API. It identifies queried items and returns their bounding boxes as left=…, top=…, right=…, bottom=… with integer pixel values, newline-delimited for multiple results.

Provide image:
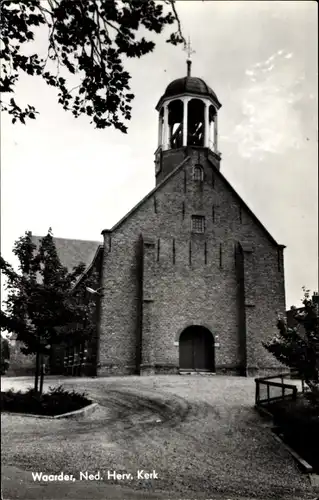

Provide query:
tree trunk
left=34, top=349, right=40, bottom=393
left=39, top=353, right=45, bottom=395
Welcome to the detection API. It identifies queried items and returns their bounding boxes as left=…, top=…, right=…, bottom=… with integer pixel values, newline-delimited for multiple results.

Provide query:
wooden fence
left=255, top=372, right=306, bottom=407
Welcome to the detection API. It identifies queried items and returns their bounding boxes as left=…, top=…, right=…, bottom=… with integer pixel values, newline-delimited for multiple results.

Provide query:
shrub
left=269, top=396, right=319, bottom=471
left=1, top=385, right=91, bottom=416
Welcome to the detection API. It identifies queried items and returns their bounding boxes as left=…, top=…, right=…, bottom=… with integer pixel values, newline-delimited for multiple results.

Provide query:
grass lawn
left=1, top=375, right=319, bottom=500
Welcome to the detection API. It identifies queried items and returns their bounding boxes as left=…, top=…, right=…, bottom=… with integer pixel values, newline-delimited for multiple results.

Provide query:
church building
left=33, top=58, right=286, bottom=378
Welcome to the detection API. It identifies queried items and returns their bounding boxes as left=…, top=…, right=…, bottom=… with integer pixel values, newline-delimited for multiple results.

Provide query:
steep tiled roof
left=31, top=235, right=102, bottom=271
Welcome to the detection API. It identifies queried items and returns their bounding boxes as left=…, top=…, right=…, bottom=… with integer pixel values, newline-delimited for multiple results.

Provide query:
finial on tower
left=183, top=36, right=195, bottom=77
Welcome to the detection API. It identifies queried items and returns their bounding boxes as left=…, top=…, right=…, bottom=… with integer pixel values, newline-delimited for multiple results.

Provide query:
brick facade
left=98, top=146, right=286, bottom=377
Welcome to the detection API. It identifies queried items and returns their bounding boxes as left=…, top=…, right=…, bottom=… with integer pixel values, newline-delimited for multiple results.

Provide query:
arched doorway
left=179, top=326, right=215, bottom=372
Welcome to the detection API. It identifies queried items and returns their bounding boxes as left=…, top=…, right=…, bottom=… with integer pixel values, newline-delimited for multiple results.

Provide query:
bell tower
left=154, top=40, right=222, bottom=184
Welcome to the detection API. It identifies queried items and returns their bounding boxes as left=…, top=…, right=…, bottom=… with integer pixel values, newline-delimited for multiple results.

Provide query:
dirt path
left=1, top=375, right=317, bottom=500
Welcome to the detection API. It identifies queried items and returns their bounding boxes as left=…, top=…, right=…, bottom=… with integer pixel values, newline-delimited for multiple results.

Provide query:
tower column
left=204, top=101, right=210, bottom=148
left=157, top=111, right=163, bottom=147
left=214, top=113, right=218, bottom=153
left=182, top=97, right=189, bottom=147
left=163, top=103, right=169, bottom=150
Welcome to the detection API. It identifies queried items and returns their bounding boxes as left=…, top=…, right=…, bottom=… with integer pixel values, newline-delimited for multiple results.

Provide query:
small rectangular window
left=191, top=215, right=205, bottom=234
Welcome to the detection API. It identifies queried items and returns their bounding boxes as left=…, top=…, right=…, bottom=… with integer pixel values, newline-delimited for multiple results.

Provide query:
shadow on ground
left=2, top=375, right=318, bottom=500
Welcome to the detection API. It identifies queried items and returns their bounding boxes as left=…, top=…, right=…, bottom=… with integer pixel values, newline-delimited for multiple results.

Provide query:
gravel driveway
left=1, top=375, right=317, bottom=500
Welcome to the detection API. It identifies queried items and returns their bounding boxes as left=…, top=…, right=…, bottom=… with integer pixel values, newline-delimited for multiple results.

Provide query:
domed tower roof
left=156, top=58, right=221, bottom=111
left=163, top=76, right=220, bottom=105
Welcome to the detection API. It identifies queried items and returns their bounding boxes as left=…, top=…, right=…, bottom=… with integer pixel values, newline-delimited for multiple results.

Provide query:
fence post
left=255, top=379, right=260, bottom=405
left=293, top=386, right=297, bottom=401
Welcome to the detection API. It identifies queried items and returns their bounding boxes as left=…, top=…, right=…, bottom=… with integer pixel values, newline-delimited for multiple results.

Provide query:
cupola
left=155, top=42, right=221, bottom=156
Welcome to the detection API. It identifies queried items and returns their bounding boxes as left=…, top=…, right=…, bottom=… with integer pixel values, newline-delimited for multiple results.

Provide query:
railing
left=255, top=372, right=306, bottom=407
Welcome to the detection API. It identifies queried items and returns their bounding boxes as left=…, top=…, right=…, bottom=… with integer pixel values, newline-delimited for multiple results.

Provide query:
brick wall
left=99, top=147, right=285, bottom=376
left=156, top=146, right=220, bottom=186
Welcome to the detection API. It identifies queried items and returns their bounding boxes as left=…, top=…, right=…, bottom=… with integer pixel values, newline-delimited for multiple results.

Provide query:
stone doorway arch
left=179, top=325, right=215, bottom=372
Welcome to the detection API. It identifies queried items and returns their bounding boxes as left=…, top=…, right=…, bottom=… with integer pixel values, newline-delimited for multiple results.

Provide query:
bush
left=269, top=396, right=319, bottom=471
left=0, top=385, right=91, bottom=416
left=263, top=289, right=319, bottom=405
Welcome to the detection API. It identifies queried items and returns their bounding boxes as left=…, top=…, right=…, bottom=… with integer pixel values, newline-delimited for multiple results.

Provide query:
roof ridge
left=72, top=244, right=103, bottom=290
left=32, top=235, right=101, bottom=244
left=102, top=154, right=191, bottom=234
left=206, top=158, right=285, bottom=247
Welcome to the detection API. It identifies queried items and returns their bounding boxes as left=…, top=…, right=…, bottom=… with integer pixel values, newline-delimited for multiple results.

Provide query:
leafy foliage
left=0, top=229, right=98, bottom=390
left=263, top=288, right=319, bottom=402
left=0, top=0, right=184, bottom=132
left=0, top=335, right=10, bottom=375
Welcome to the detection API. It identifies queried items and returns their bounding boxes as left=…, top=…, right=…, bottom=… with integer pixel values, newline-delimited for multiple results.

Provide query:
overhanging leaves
left=0, top=0, right=185, bottom=131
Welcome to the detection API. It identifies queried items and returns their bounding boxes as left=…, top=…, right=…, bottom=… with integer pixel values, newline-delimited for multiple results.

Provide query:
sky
left=1, top=0, right=318, bottom=310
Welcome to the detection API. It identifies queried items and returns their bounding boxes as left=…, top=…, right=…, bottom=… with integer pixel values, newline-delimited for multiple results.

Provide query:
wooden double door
left=179, top=326, right=215, bottom=371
